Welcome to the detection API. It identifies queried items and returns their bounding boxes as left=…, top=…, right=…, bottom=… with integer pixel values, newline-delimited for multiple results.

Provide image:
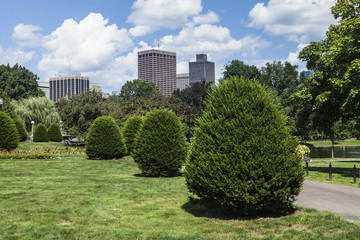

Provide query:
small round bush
left=133, top=109, right=187, bottom=177
left=33, top=123, right=49, bottom=142
left=13, top=118, right=28, bottom=142
left=122, top=116, right=144, bottom=155
left=86, top=116, right=126, bottom=159
left=184, top=76, right=304, bottom=216
left=0, top=112, right=19, bottom=150
left=47, top=123, right=63, bottom=142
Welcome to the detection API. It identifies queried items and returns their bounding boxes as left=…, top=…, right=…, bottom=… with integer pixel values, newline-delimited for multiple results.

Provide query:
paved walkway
left=296, top=181, right=360, bottom=221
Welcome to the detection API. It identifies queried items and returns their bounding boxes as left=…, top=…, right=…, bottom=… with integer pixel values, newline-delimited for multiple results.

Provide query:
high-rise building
left=37, top=81, right=50, bottom=99
left=176, top=73, right=189, bottom=91
left=90, top=82, right=102, bottom=93
left=189, top=54, right=215, bottom=85
left=138, top=49, right=176, bottom=96
left=49, top=74, right=90, bottom=102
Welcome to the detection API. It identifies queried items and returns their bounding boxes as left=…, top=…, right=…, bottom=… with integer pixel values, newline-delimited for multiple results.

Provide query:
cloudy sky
left=0, top=0, right=337, bottom=93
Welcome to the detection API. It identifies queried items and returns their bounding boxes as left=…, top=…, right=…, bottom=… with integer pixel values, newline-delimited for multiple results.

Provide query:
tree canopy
left=119, top=79, right=159, bottom=100
left=0, top=64, right=44, bottom=101
left=296, top=0, right=360, bottom=146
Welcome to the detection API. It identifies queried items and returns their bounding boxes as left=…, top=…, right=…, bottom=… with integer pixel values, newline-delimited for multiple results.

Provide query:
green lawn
left=1, top=143, right=360, bottom=239
left=303, top=139, right=360, bottom=147
left=305, top=159, right=360, bottom=187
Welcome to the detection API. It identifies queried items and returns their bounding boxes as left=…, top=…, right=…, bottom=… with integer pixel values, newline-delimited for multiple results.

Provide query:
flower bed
left=0, top=147, right=85, bottom=159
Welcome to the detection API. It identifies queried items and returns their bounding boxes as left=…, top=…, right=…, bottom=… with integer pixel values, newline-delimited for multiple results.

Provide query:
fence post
left=354, top=165, right=357, bottom=184
left=306, top=161, right=309, bottom=177
left=329, top=162, right=332, bottom=181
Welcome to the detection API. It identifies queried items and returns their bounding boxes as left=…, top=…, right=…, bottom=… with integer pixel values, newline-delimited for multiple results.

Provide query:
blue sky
left=0, top=0, right=337, bottom=93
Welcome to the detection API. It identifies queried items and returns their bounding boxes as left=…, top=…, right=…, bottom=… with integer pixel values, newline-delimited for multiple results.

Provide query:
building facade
left=37, top=81, right=50, bottom=99
left=49, top=74, right=90, bottom=102
left=176, top=73, right=189, bottom=91
left=189, top=54, right=215, bottom=85
left=138, top=49, right=176, bottom=96
left=90, top=82, right=102, bottom=93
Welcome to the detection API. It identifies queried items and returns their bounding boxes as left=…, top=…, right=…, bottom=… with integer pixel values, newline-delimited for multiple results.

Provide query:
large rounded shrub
left=0, top=112, right=19, bottom=150
left=86, top=116, right=126, bottom=159
left=122, top=116, right=144, bottom=155
left=133, top=109, right=187, bottom=177
left=13, top=118, right=28, bottom=142
left=184, top=76, right=304, bottom=216
left=33, top=123, right=49, bottom=142
left=47, top=123, right=63, bottom=142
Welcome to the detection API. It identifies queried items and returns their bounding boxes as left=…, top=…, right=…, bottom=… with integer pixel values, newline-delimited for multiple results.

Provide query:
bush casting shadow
left=181, top=197, right=296, bottom=221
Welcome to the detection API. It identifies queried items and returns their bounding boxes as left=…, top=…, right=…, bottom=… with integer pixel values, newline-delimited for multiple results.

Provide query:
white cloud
left=286, top=43, right=308, bottom=70
left=38, top=13, right=133, bottom=76
left=188, top=11, right=220, bottom=27
left=248, top=0, right=336, bottom=43
left=127, top=0, right=202, bottom=34
left=12, top=24, right=43, bottom=47
left=0, top=45, right=35, bottom=66
left=129, top=25, right=152, bottom=37
left=159, top=24, right=270, bottom=61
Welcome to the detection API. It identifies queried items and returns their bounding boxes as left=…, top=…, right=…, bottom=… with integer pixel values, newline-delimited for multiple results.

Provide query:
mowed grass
left=303, top=139, right=360, bottom=147
left=305, top=159, right=360, bottom=188
left=1, top=144, right=360, bottom=239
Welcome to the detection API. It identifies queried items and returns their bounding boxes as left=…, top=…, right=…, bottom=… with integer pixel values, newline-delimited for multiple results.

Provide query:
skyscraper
left=138, top=49, right=176, bottom=96
left=49, top=74, right=90, bottom=102
left=189, top=54, right=215, bottom=85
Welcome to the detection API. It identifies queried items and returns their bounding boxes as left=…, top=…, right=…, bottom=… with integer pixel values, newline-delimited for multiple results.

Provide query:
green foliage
left=33, top=123, right=49, bottom=142
left=57, top=91, right=108, bottom=138
left=119, top=79, right=159, bottom=100
left=12, top=97, right=61, bottom=132
left=13, top=118, right=28, bottom=142
left=47, top=123, right=63, bottom=142
left=221, top=60, right=261, bottom=81
left=296, top=0, right=360, bottom=141
left=296, top=145, right=311, bottom=160
left=86, top=116, right=126, bottom=160
left=0, top=64, right=44, bottom=100
left=184, top=76, right=304, bottom=216
left=0, top=112, right=19, bottom=150
left=122, top=116, right=144, bottom=155
left=0, top=89, right=15, bottom=117
left=133, top=109, right=187, bottom=177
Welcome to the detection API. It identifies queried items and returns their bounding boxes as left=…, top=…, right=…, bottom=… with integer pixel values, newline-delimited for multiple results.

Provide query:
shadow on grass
left=181, top=197, right=296, bottom=221
left=307, top=166, right=358, bottom=179
left=133, top=172, right=183, bottom=178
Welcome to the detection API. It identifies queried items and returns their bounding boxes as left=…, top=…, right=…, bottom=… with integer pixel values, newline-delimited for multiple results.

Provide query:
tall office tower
left=176, top=73, right=189, bottom=91
left=138, top=49, right=176, bottom=96
left=189, top=54, right=215, bottom=85
left=49, top=74, right=90, bottom=102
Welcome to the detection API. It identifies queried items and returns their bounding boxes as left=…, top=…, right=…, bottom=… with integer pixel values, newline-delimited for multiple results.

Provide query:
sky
left=0, top=0, right=338, bottom=94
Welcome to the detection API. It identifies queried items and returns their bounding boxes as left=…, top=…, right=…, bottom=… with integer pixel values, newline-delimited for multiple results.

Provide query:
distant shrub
left=122, top=116, right=144, bottom=155
left=33, top=123, right=49, bottom=142
left=13, top=118, right=28, bottom=142
left=0, top=111, right=19, bottom=150
left=184, top=76, right=304, bottom=216
left=47, top=123, right=63, bottom=142
left=296, top=145, right=311, bottom=161
left=86, top=116, right=126, bottom=159
left=133, top=109, right=187, bottom=177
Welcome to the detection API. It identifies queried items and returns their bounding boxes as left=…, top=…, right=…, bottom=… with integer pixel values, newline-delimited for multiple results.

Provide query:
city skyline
left=0, top=0, right=337, bottom=93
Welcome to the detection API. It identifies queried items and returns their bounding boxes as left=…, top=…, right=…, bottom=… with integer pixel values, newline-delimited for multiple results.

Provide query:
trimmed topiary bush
left=0, top=112, right=19, bottom=150
left=47, top=123, right=63, bottom=142
left=133, top=109, right=187, bottom=177
left=184, top=76, right=304, bottom=216
left=33, top=123, right=49, bottom=142
left=122, top=116, right=144, bottom=155
left=13, top=118, right=28, bottom=142
left=86, top=116, right=126, bottom=159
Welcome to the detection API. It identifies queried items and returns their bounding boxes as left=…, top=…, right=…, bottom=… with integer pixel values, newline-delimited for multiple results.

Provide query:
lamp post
left=0, top=98, right=3, bottom=111
left=59, top=120, right=63, bottom=135
left=31, top=121, right=35, bottom=139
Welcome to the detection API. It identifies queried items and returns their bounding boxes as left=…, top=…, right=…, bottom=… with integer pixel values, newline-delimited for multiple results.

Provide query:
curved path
left=296, top=181, right=360, bottom=221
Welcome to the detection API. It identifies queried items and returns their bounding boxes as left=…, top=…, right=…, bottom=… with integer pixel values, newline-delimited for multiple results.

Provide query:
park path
left=296, top=180, right=360, bottom=221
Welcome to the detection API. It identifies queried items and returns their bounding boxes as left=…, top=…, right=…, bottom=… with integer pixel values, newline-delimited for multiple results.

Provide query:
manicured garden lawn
left=1, top=143, right=360, bottom=239
left=305, top=159, right=360, bottom=188
left=303, top=139, right=360, bottom=147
